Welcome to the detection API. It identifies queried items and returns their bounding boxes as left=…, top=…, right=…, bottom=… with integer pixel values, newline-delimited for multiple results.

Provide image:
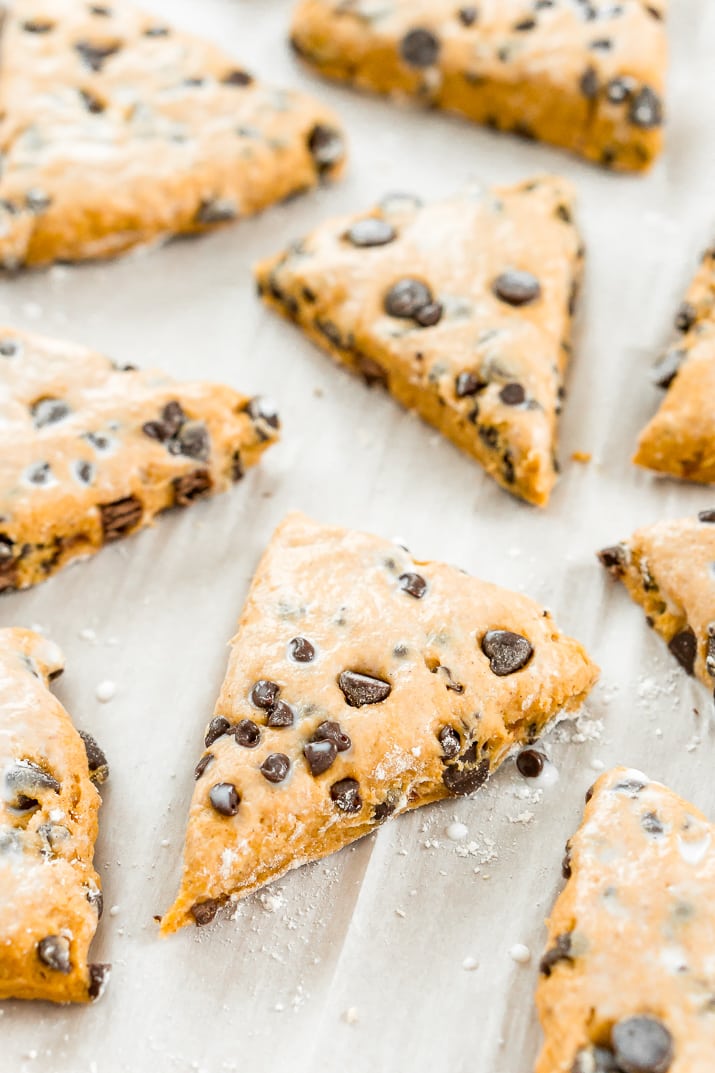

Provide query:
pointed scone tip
left=598, top=510, right=715, bottom=702
left=536, top=766, right=714, bottom=1073
left=290, top=0, right=666, bottom=171
left=161, top=511, right=598, bottom=933
left=0, top=628, right=109, bottom=1002
left=256, top=176, right=583, bottom=507
left=634, top=243, right=715, bottom=483
left=0, top=326, right=280, bottom=592
left=0, top=0, right=346, bottom=269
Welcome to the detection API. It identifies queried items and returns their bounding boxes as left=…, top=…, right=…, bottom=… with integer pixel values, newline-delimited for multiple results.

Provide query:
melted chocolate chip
left=442, top=755, right=490, bottom=796
left=78, top=730, right=109, bottom=785
left=493, top=270, right=541, bottom=306
left=37, top=935, right=71, bottom=973
left=641, top=811, right=664, bottom=836
left=346, top=218, right=396, bottom=247
left=539, top=932, right=573, bottom=976
left=289, top=637, right=316, bottom=663
left=373, top=796, right=398, bottom=823
left=330, top=777, right=362, bottom=813
left=481, top=630, right=533, bottom=676
left=338, top=670, right=392, bottom=707
left=499, top=382, right=526, bottom=406
left=668, top=627, right=697, bottom=675
left=205, top=716, right=231, bottom=747
left=516, top=748, right=545, bottom=778
left=251, top=680, right=280, bottom=709
left=304, top=739, right=338, bottom=776
left=598, top=544, right=628, bottom=573
left=398, top=572, right=427, bottom=598
left=191, top=898, right=223, bottom=926
left=194, top=753, right=214, bottom=780
left=31, top=398, right=70, bottom=427
left=611, top=1016, right=673, bottom=1073
left=384, top=278, right=433, bottom=319
left=266, top=701, right=295, bottom=728
left=261, top=753, right=291, bottom=784
left=433, top=665, right=464, bottom=693
left=6, top=760, right=60, bottom=797
left=234, top=720, right=261, bottom=748
left=455, top=371, right=486, bottom=397
left=308, top=125, right=344, bottom=173
left=438, top=726, right=461, bottom=759
left=313, top=721, right=351, bottom=752
left=209, top=782, right=240, bottom=816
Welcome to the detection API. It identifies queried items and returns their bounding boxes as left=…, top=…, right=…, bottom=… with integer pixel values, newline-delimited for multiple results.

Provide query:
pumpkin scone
left=0, top=628, right=109, bottom=1003
left=0, top=0, right=346, bottom=270
left=161, top=512, right=598, bottom=933
left=256, top=176, right=583, bottom=507
left=0, top=326, right=279, bottom=593
left=290, top=0, right=666, bottom=172
left=536, top=767, right=715, bottom=1072
left=598, top=511, right=715, bottom=702
left=635, top=245, right=715, bottom=483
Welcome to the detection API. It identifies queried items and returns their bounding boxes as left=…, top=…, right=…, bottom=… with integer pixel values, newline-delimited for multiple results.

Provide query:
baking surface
left=0, top=1, right=713, bottom=1070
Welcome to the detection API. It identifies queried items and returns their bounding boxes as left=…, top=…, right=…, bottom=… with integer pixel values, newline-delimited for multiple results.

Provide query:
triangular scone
left=0, top=628, right=109, bottom=1002
left=0, top=0, right=346, bottom=269
left=256, top=177, right=583, bottom=507
left=635, top=246, right=715, bottom=483
left=0, top=326, right=279, bottom=592
left=161, top=512, right=598, bottom=933
left=598, top=511, right=715, bottom=701
left=536, top=767, right=715, bottom=1072
left=291, top=0, right=666, bottom=172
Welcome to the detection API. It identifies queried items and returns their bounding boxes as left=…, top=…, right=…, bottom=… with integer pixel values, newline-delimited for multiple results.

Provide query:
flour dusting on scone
left=290, top=0, right=666, bottom=171
left=161, top=512, right=598, bottom=933
left=598, top=511, right=715, bottom=703
left=0, top=629, right=109, bottom=1003
left=0, top=0, right=346, bottom=269
left=256, top=177, right=583, bottom=507
left=635, top=245, right=715, bottom=483
left=536, top=766, right=715, bottom=1071
left=0, top=326, right=279, bottom=592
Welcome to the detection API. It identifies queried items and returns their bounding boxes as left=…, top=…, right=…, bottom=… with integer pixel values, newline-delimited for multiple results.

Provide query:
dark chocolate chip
left=74, top=460, right=94, bottom=485
left=400, top=27, right=440, bottom=67
left=307, top=125, right=345, bottom=173
left=355, top=353, right=388, bottom=387
left=234, top=720, right=261, bottom=748
left=346, top=218, right=396, bottom=248
left=195, top=198, right=237, bottom=225
left=598, top=544, right=628, bottom=573
left=194, top=753, right=214, bottom=780
left=223, top=69, right=253, bottom=86
left=611, top=1016, right=673, bottom=1073
left=289, top=637, right=316, bottom=663
left=493, top=270, right=541, bottom=306
left=304, top=739, right=338, bottom=776
left=338, top=670, right=392, bottom=707
left=562, top=843, right=572, bottom=879
left=516, top=748, right=545, bottom=778
left=442, top=755, right=490, bottom=796
left=75, top=41, right=120, bottom=71
left=330, top=777, right=362, bottom=813
left=539, top=932, right=573, bottom=976
left=612, top=776, right=646, bottom=796
left=384, top=278, right=433, bottom=319
left=0, top=535, right=14, bottom=561
left=707, top=628, right=715, bottom=678
left=572, top=1047, right=619, bottom=1073
left=6, top=760, right=60, bottom=796
left=313, top=721, right=351, bottom=752
left=481, top=630, right=533, bottom=676
left=414, top=301, right=443, bottom=327
left=100, top=496, right=142, bottom=541
left=398, top=572, right=427, bottom=598
left=173, top=469, right=212, bottom=506
left=251, top=680, right=280, bottom=709
left=514, top=17, right=536, bottom=31
left=86, top=886, right=104, bottom=918
left=172, top=421, right=210, bottom=461
left=499, top=382, right=526, bottom=406
left=79, top=89, right=105, bottom=114
left=88, top=963, right=111, bottom=1000
left=651, top=347, right=685, bottom=389
left=37, top=935, right=71, bottom=973
left=191, top=899, right=223, bottom=926
left=438, top=726, right=461, bottom=759
left=668, top=627, right=697, bottom=675
left=31, top=398, right=70, bottom=428
left=261, top=753, right=291, bottom=784
left=455, top=371, right=486, bottom=397
left=205, top=716, right=231, bottom=748
left=629, top=87, right=663, bottom=129
left=25, top=462, right=53, bottom=486
left=266, top=701, right=295, bottom=728
left=246, top=396, right=280, bottom=436
left=580, top=66, right=599, bottom=99
left=698, top=509, right=715, bottom=523
left=209, top=782, right=240, bottom=816
left=458, top=6, right=477, bottom=26
left=433, top=665, right=464, bottom=693
left=23, top=19, right=54, bottom=32
left=641, top=811, right=664, bottom=836
left=373, top=796, right=398, bottom=823
left=0, top=338, right=20, bottom=357
left=78, top=730, right=109, bottom=785
left=675, top=301, right=696, bottom=332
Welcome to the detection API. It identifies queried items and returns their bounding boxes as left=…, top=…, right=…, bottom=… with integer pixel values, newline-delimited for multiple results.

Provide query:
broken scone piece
left=635, top=244, right=715, bottom=483
left=536, top=767, right=715, bottom=1072
left=291, top=0, right=666, bottom=171
left=0, top=326, right=279, bottom=592
left=0, top=0, right=346, bottom=269
left=162, top=512, right=598, bottom=933
left=598, top=511, right=715, bottom=702
left=256, top=176, right=583, bottom=506
left=0, top=629, right=109, bottom=1003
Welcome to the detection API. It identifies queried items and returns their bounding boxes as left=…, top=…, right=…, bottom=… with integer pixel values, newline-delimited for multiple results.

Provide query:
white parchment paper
left=0, top=2, right=713, bottom=1070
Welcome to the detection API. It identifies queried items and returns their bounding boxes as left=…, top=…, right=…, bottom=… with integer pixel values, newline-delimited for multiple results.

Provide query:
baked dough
left=290, top=0, right=666, bottom=171
left=635, top=246, right=715, bottom=483
left=0, top=0, right=346, bottom=269
left=0, top=326, right=279, bottom=592
left=536, top=766, right=715, bottom=1072
left=0, top=628, right=109, bottom=1003
left=598, top=511, right=715, bottom=702
left=256, top=176, right=583, bottom=507
left=161, top=511, right=598, bottom=933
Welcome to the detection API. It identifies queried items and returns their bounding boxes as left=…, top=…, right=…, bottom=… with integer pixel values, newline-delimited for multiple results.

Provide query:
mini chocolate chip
left=433, top=665, right=464, bottom=693
left=194, top=753, right=214, bottom=780
left=23, top=19, right=54, bottom=32
left=675, top=302, right=696, bottom=332
left=209, top=782, right=240, bottom=816
left=261, top=753, right=291, bottom=784
left=314, top=721, right=351, bottom=752
left=86, top=886, right=104, bottom=918
left=613, top=776, right=646, bottom=796
left=539, top=932, right=572, bottom=976
left=266, top=701, right=295, bottom=728
left=698, top=509, right=715, bottom=523
left=78, top=730, right=109, bottom=785
left=79, top=89, right=104, bottom=114
left=308, top=125, right=344, bottom=172
left=499, top=382, right=526, bottom=406
left=223, top=69, right=253, bottom=86
left=438, top=726, right=461, bottom=759
left=514, top=17, right=536, bottom=30
left=629, top=87, right=663, bottom=129
left=442, top=755, right=490, bottom=796
left=0, top=338, right=20, bottom=357
left=338, top=670, right=392, bottom=707
left=73, top=460, right=94, bottom=485
left=75, top=41, right=120, bottom=71
left=171, top=421, right=210, bottom=461
left=481, top=630, right=533, bottom=676
left=88, top=963, right=111, bottom=1001
left=26, top=461, right=53, bottom=485
left=580, top=66, right=599, bottom=99
left=641, top=811, right=664, bottom=835
left=246, top=396, right=280, bottom=435
left=37, top=935, right=71, bottom=973
left=516, top=748, right=545, bottom=778
left=651, top=347, right=685, bottom=388
left=493, top=270, right=541, bottom=306
left=191, top=899, right=223, bottom=926
left=346, top=218, right=396, bottom=247
left=458, top=6, right=477, bottom=25
left=414, top=301, right=443, bottom=327
left=289, top=637, right=315, bottom=663
left=562, top=843, right=572, bottom=879
left=611, top=1016, right=673, bottom=1073
left=607, top=76, right=635, bottom=103
left=455, top=371, right=486, bottom=397
left=234, top=720, right=261, bottom=748
left=304, top=739, right=338, bottom=776
left=385, top=278, right=433, bottom=319
left=195, top=198, right=237, bottom=225
left=251, top=680, right=280, bottom=709
left=400, top=27, right=440, bottom=67
left=205, top=716, right=231, bottom=747
left=31, top=398, right=71, bottom=428
left=399, top=572, right=427, bottom=598
left=374, top=797, right=397, bottom=823
left=668, top=627, right=697, bottom=675
left=598, top=544, right=628, bottom=572
left=330, top=777, right=362, bottom=813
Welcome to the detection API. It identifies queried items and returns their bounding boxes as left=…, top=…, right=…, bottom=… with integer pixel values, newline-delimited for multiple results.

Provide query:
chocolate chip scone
left=290, top=0, right=666, bottom=172
left=161, top=511, right=598, bottom=933
left=0, top=0, right=346, bottom=270
left=598, top=511, right=715, bottom=703
left=634, top=245, right=715, bottom=483
left=0, top=326, right=279, bottom=592
left=256, top=177, right=583, bottom=507
left=536, top=767, right=715, bottom=1072
left=0, top=628, right=109, bottom=1003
